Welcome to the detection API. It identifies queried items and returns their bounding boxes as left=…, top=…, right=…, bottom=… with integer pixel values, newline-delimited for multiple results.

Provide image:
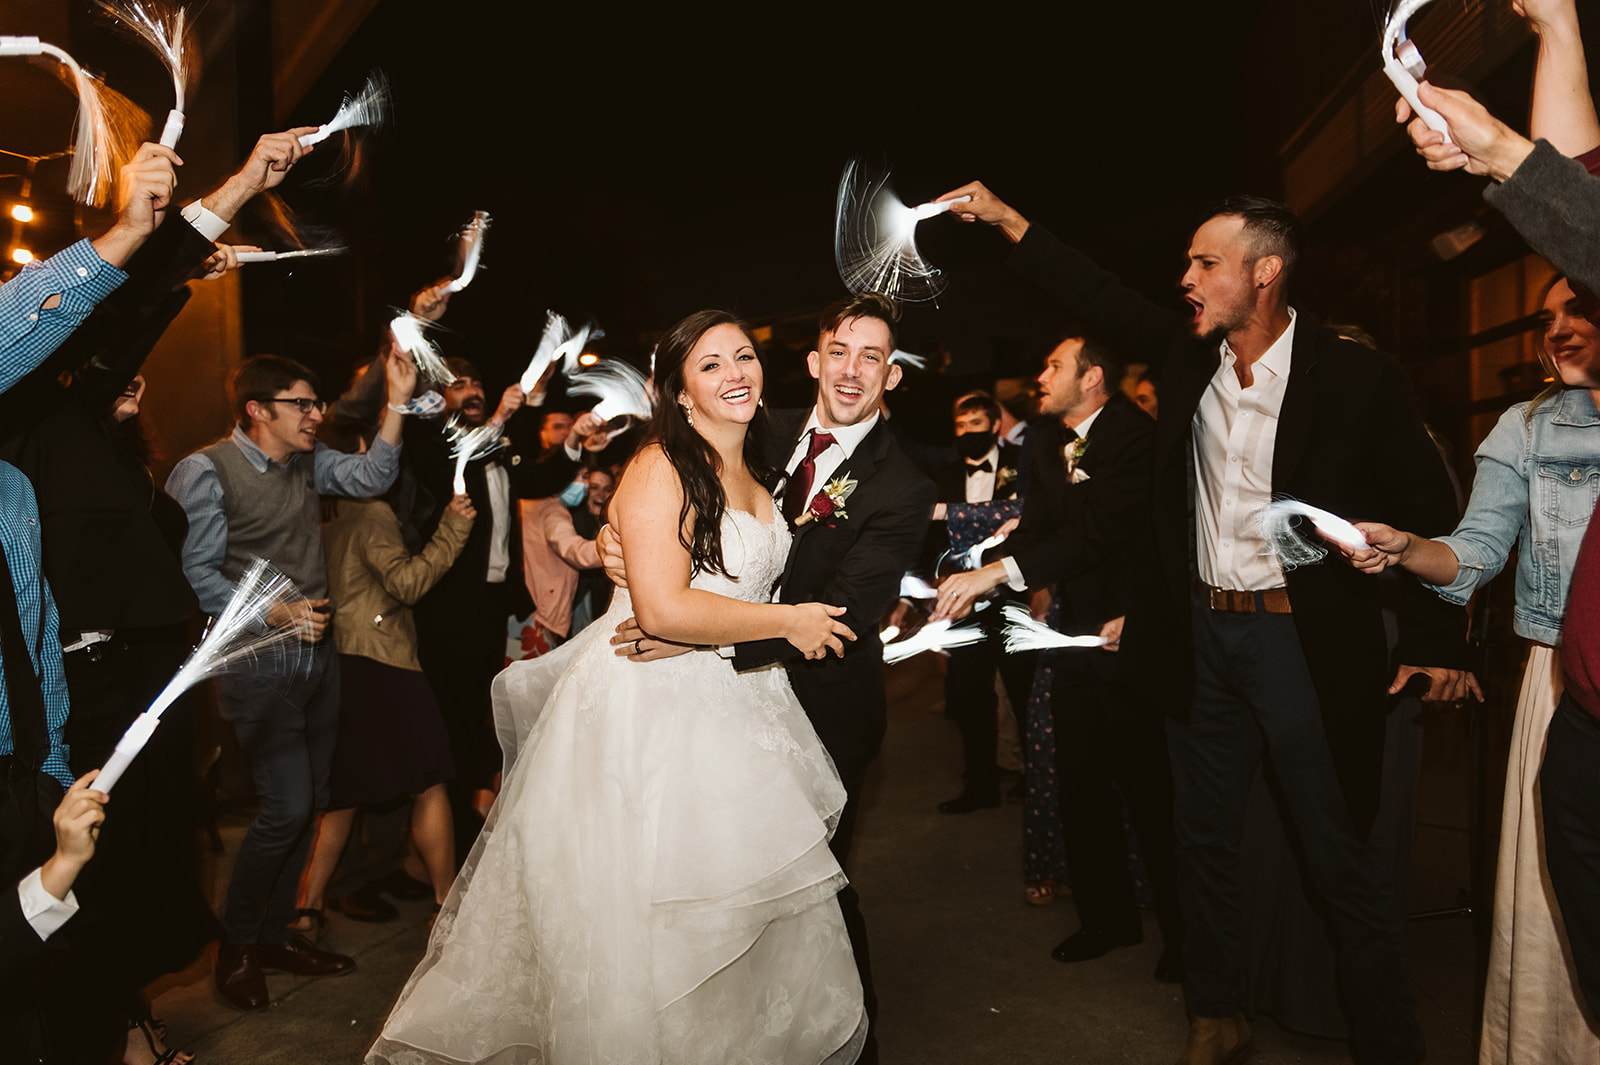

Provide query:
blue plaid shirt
left=0, top=462, right=73, bottom=788
left=0, top=239, right=126, bottom=393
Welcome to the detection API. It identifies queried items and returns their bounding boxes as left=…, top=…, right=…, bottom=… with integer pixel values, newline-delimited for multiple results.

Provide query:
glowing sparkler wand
left=518, top=312, right=595, bottom=394
left=881, top=618, right=986, bottom=664
left=1256, top=498, right=1370, bottom=570
left=835, top=158, right=968, bottom=303
left=446, top=418, right=503, bottom=496
left=1381, top=0, right=1449, bottom=141
left=299, top=70, right=389, bottom=146
left=900, top=574, right=937, bottom=600
left=999, top=604, right=1108, bottom=654
left=93, top=559, right=307, bottom=794
left=568, top=358, right=654, bottom=422
left=960, top=529, right=1008, bottom=571
left=0, top=38, right=146, bottom=206
left=388, top=311, right=454, bottom=387
left=447, top=210, right=491, bottom=293
left=97, top=0, right=192, bottom=149
left=234, top=245, right=347, bottom=263
left=889, top=349, right=927, bottom=369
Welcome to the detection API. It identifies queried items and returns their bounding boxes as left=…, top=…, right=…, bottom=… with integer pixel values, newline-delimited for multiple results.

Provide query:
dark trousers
left=1052, top=657, right=1183, bottom=949
left=944, top=624, right=1035, bottom=795
left=418, top=582, right=510, bottom=867
left=214, top=644, right=338, bottom=946
left=1540, top=692, right=1600, bottom=1021
left=1168, top=597, right=1422, bottom=1065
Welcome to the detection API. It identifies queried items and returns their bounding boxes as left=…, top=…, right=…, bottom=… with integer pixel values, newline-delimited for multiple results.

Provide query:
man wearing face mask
left=923, top=391, right=1030, bottom=813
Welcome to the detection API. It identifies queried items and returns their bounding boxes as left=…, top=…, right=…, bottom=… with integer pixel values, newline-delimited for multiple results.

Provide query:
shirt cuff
left=564, top=442, right=582, bottom=462
left=1001, top=555, right=1027, bottom=592
left=1422, top=535, right=1481, bottom=605
left=18, top=867, right=78, bottom=941
left=181, top=201, right=230, bottom=242
left=56, top=238, right=127, bottom=303
left=716, top=644, right=736, bottom=659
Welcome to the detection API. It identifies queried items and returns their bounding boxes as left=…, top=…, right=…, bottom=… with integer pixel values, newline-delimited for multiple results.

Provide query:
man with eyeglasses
left=166, top=350, right=416, bottom=1010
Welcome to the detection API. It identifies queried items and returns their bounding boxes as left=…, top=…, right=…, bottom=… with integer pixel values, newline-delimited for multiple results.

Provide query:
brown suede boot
left=1176, top=1013, right=1254, bottom=1065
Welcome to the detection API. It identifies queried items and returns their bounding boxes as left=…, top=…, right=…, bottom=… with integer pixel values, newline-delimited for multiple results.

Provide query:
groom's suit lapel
left=780, top=419, right=889, bottom=595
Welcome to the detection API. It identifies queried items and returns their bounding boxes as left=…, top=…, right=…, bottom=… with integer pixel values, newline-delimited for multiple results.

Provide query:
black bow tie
left=966, top=460, right=992, bottom=475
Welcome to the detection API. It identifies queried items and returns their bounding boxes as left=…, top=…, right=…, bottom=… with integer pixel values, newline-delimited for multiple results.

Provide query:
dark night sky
left=251, top=1, right=1324, bottom=405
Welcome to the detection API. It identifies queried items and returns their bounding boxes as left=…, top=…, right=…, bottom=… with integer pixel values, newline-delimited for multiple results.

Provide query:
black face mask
left=955, top=430, right=998, bottom=460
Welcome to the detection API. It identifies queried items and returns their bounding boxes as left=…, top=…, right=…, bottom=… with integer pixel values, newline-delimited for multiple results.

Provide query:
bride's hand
left=786, top=604, right=856, bottom=660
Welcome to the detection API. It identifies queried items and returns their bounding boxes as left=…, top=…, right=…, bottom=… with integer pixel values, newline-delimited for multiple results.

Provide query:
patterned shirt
left=0, top=461, right=73, bottom=788
left=0, top=239, right=126, bottom=392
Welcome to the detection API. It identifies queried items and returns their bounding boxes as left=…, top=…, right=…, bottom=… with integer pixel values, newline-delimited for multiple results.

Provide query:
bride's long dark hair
left=643, top=309, right=780, bottom=577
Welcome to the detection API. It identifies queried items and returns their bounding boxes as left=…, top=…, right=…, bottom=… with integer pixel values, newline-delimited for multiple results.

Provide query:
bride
left=368, top=309, right=869, bottom=1064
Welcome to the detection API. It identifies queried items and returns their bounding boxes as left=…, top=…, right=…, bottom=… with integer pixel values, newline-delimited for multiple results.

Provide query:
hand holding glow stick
left=389, top=312, right=454, bottom=387
left=93, top=559, right=307, bottom=794
left=1256, top=498, right=1370, bottom=570
left=1381, top=0, right=1450, bottom=141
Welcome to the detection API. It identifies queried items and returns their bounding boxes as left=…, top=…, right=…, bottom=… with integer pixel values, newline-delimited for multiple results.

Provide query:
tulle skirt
left=368, top=598, right=866, bottom=1064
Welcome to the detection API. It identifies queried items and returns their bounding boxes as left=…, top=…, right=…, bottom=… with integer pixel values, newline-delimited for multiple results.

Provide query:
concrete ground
left=151, top=655, right=1479, bottom=1063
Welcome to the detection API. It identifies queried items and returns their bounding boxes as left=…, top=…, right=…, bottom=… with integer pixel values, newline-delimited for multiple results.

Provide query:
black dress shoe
left=328, top=884, right=400, bottom=922
left=257, top=934, right=355, bottom=976
left=1153, top=946, right=1185, bottom=984
left=1050, top=927, right=1142, bottom=963
left=937, top=789, right=1001, bottom=814
left=215, top=942, right=269, bottom=1010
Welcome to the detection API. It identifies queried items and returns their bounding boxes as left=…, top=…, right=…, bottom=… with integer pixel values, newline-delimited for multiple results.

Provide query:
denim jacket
left=1429, top=389, right=1600, bottom=644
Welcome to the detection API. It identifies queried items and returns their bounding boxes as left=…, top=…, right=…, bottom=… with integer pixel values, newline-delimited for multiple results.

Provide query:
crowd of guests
left=5, top=1, right=1600, bottom=1062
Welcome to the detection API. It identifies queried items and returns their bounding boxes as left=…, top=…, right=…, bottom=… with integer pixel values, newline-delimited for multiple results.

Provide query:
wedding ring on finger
left=634, top=638, right=642, bottom=655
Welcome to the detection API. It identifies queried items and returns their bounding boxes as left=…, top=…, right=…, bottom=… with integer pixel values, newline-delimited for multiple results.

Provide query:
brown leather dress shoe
left=215, top=942, right=269, bottom=1010
left=1176, top=1013, right=1254, bottom=1065
left=257, top=934, right=356, bottom=976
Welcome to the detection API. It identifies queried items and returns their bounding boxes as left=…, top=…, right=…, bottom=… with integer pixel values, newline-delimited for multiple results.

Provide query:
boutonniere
left=996, top=466, right=1018, bottom=489
left=1064, top=437, right=1091, bottom=483
left=796, top=476, right=858, bottom=525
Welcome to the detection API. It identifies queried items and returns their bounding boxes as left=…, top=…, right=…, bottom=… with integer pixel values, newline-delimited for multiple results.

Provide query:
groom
left=612, top=293, right=936, bottom=1058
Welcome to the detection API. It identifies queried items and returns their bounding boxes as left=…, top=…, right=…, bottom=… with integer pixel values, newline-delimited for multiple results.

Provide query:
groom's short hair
left=819, top=292, right=901, bottom=352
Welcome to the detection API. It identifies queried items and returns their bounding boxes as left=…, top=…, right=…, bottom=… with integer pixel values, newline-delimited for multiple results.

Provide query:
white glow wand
left=447, top=210, right=491, bottom=293
left=1381, top=0, right=1449, bottom=141
left=235, top=246, right=347, bottom=263
left=0, top=38, right=130, bottom=206
left=518, top=312, right=595, bottom=394
left=835, top=158, right=965, bottom=303
left=94, top=559, right=307, bottom=794
left=299, top=70, right=389, bottom=146
left=389, top=311, right=454, bottom=387
left=446, top=419, right=504, bottom=496
left=97, top=0, right=191, bottom=148
left=881, top=618, right=986, bottom=664
left=1256, top=499, right=1370, bottom=570
left=999, top=604, right=1108, bottom=653
left=568, top=357, right=654, bottom=422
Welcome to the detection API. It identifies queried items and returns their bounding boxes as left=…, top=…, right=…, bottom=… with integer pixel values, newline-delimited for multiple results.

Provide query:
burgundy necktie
left=784, top=430, right=836, bottom=523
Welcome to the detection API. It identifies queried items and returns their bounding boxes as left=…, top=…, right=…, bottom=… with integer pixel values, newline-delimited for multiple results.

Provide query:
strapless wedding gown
left=368, top=502, right=866, bottom=1065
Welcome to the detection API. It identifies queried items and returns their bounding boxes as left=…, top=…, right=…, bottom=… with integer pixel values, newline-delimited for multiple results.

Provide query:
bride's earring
left=680, top=404, right=695, bottom=428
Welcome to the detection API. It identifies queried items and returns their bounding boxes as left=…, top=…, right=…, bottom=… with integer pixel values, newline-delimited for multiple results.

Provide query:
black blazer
left=1008, top=225, right=1467, bottom=830
left=731, top=410, right=936, bottom=773
left=1001, top=394, right=1154, bottom=651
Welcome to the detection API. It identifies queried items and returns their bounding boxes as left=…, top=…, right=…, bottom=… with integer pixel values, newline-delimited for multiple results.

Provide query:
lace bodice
left=689, top=500, right=789, bottom=602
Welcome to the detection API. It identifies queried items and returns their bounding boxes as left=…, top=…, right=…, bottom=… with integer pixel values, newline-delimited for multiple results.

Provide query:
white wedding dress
left=368, top=500, right=866, bottom=1065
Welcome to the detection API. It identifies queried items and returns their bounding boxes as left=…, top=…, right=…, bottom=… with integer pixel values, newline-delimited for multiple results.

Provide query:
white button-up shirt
left=779, top=409, right=879, bottom=510
left=1193, top=310, right=1296, bottom=591
left=964, top=443, right=1000, bottom=504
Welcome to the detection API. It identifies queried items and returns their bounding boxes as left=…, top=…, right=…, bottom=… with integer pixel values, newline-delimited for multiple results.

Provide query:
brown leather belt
left=1194, top=581, right=1293, bottom=614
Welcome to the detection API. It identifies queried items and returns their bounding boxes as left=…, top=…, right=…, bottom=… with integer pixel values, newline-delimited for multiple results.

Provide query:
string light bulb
left=11, top=247, right=33, bottom=264
left=9, top=204, right=32, bottom=222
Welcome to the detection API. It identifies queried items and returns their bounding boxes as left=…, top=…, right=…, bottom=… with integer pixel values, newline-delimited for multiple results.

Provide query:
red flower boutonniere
left=796, top=476, right=859, bottom=526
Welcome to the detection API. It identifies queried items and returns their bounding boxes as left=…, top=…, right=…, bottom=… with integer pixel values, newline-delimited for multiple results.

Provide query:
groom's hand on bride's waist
left=598, top=524, right=628, bottom=589
left=611, top=616, right=695, bottom=662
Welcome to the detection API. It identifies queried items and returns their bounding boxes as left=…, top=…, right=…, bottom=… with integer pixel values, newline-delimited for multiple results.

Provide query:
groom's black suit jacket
left=732, top=409, right=936, bottom=781
left=1006, top=225, right=1467, bottom=830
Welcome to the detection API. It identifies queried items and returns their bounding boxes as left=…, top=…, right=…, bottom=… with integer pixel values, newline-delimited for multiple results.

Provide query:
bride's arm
left=613, top=445, right=853, bottom=657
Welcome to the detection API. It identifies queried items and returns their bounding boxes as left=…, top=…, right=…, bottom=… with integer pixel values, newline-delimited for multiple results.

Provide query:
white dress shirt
left=18, top=866, right=78, bottom=941
left=485, top=461, right=511, bottom=584
left=964, top=443, right=1000, bottom=504
left=778, top=409, right=880, bottom=512
left=1001, top=402, right=1107, bottom=590
left=1192, top=309, right=1296, bottom=591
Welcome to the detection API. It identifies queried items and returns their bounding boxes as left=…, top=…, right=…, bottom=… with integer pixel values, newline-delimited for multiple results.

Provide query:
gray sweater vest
left=201, top=437, right=328, bottom=601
